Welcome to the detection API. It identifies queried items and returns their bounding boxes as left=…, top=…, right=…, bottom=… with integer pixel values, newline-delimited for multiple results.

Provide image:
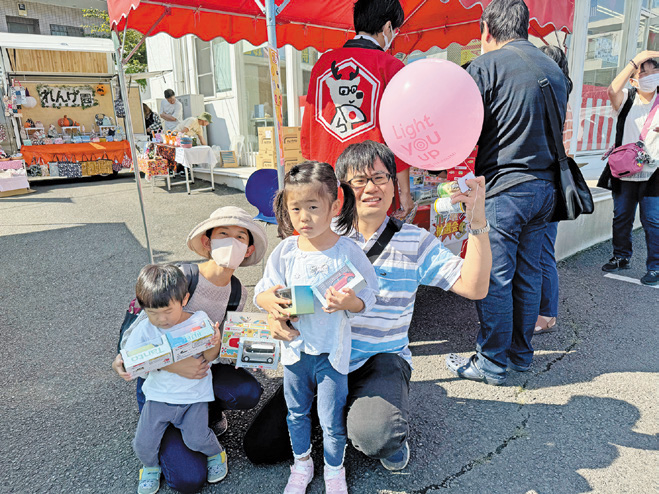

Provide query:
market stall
left=108, top=0, right=575, bottom=263
left=0, top=33, right=143, bottom=179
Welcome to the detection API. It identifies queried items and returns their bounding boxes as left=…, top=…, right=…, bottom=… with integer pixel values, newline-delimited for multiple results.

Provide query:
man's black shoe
left=640, top=270, right=658, bottom=286
left=602, top=256, right=631, bottom=272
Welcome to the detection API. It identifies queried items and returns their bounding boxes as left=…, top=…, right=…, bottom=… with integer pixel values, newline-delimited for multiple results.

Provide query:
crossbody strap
left=227, top=275, right=242, bottom=313
left=503, top=45, right=568, bottom=170
left=638, top=93, right=659, bottom=142
left=365, top=217, right=402, bottom=264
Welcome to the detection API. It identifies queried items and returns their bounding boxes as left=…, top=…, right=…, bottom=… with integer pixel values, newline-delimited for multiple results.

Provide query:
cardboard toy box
left=120, top=335, right=173, bottom=380
left=258, top=126, right=301, bottom=151
left=236, top=337, right=280, bottom=370
left=274, top=285, right=315, bottom=316
left=312, top=260, right=366, bottom=308
left=219, top=312, right=270, bottom=361
left=166, top=317, right=215, bottom=362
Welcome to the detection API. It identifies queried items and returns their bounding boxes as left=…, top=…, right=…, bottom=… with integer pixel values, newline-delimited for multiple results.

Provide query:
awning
left=109, top=0, right=574, bottom=55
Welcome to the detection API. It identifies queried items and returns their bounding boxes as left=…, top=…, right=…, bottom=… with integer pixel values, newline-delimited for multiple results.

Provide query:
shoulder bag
left=505, top=45, right=594, bottom=222
left=606, top=94, right=659, bottom=178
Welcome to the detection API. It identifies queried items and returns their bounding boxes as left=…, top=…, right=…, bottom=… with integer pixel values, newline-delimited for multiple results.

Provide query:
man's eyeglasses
left=347, top=173, right=393, bottom=188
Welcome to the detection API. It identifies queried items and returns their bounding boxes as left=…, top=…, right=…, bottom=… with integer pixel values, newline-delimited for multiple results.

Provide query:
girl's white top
left=254, top=235, right=378, bottom=374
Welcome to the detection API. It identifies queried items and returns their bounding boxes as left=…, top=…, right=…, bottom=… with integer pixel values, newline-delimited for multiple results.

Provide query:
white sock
left=324, top=464, right=343, bottom=478
left=293, top=458, right=312, bottom=471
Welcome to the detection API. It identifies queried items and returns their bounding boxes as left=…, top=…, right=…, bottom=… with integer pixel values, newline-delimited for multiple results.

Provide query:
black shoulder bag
left=366, top=217, right=402, bottom=262
left=506, top=45, right=594, bottom=222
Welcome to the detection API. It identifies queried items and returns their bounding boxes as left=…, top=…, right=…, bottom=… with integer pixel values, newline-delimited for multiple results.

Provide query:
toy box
left=219, top=312, right=270, bottom=361
left=166, top=317, right=215, bottom=361
left=236, top=337, right=280, bottom=370
left=120, top=335, right=173, bottom=380
left=311, top=259, right=366, bottom=308
left=274, top=285, right=315, bottom=316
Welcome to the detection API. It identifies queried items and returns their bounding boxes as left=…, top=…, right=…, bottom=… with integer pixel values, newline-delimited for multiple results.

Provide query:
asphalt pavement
left=0, top=174, right=657, bottom=494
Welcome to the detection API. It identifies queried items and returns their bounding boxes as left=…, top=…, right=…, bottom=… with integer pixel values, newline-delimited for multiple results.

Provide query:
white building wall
left=0, top=0, right=103, bottom=35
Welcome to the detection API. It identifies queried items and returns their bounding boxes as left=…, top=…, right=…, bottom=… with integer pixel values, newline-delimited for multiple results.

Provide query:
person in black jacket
left=445, top=0, right=569, bottom=385
left=598, top=50, right=659, bottom=286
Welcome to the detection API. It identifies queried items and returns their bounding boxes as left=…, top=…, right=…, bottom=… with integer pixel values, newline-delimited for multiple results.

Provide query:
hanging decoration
left=36, top=84, right=99, bottom=110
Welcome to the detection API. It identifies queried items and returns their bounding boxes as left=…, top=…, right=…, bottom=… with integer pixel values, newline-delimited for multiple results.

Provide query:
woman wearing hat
left=113, top=206, right=267, bottom=492
left=175, top=112, right=213, bottom=146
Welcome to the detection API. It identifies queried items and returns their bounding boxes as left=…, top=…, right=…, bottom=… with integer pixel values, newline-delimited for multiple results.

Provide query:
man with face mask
left=598, top=51, right=659, bottom=286
left=300, top=0, right=415, bottom=221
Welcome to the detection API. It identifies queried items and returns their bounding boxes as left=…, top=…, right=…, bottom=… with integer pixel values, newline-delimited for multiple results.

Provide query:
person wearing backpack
left=112, top=206, right=268, bottom=492
left=598, top=51, right=659, bottom=286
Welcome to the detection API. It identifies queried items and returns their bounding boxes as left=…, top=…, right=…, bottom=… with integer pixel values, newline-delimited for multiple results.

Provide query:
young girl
left=255, top=162, right=378, bottom=494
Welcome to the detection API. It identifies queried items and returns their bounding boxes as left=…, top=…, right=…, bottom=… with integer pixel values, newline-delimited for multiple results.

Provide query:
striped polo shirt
left=347, top=217, right=463, bottom=372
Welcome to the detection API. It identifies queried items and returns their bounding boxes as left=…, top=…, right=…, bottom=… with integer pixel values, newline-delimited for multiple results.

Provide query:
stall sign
left=36, top=84, right=99, bottom=110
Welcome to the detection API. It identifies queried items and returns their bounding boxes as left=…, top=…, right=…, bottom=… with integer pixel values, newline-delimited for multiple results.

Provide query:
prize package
left=120, top=335, right=173, bottom=379
left=219, top=312, right=271, bottom=361
left=312, top=260, right=366, bottom=308
left=166, top=317, right=215, bottom=362
left=236, top=337, right=280, bottom=370
left=274, top=285, right=315, bottom=316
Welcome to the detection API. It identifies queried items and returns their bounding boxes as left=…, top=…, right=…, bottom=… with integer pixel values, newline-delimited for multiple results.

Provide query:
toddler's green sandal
left=137, top=466, right=161, bottom=494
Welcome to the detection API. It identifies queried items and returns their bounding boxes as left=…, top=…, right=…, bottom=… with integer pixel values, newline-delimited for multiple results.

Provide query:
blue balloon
left=245, top=169, right=278, bottom=224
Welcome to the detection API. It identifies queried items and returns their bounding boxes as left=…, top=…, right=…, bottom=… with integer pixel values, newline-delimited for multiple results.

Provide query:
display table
left=19, top=141, right=131, bottom=165
left=175, top=146, right=217, bottom=194
left=0, top=160, right=29, bottom=195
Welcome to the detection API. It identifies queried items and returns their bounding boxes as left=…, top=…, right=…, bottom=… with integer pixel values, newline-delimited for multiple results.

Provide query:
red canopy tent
left=107, top=0, right=574, bottom=263
left=109, top=0, right=573, bottom=55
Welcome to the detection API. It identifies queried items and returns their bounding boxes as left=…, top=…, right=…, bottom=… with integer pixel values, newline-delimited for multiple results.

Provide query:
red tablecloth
left=19, top=141, right=131, bottom=165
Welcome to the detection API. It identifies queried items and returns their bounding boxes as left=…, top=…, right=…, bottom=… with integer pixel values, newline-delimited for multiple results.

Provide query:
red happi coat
left=301, top=38, right=410, bottom=175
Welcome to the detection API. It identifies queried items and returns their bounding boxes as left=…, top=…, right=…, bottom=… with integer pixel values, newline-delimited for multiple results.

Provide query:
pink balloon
left=380, top=59, right=484, bottom=170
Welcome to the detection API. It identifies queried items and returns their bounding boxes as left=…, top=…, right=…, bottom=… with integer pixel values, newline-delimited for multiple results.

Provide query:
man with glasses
left=300, top=0, right=415, bottom=220
left=244, top=141, right=491, bottom=471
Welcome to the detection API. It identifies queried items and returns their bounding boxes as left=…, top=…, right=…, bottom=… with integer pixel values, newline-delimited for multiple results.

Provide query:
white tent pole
left=112, top=30, right=154, bottom=265
left=265, top=0, right=284, bottom=189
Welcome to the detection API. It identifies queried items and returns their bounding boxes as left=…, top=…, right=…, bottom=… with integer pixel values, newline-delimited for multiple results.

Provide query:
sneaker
left=211, top=411, right=228, bottom=436
left=284, top=459, right=314, bottom=494
left=640, top=270, right=659, bottom=286
left=207, top=450, right=228, bottom=483
left=137, top=466, right=161, bottom=494
left=602, top=256, right=631, bottom=272
left=380, top=441, right=410, bottom=471
left=507, top=358, right=532, bottom=372
left=324, top=466, right=348, bottom=493
left=446, top=353, right=507, bottom=386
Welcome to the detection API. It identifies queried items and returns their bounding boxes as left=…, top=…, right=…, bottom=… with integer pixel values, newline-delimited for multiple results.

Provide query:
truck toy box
left=236, top=337, right=280, bottom=370
left=219, top=312, right=270, bottom=361
left=120, top=335, right=173, bottom=380
left=274, top=285, right=315, bottom=316
left=311, top=259, right=366, bottom=308
left=166, top=317, right=215, bottom=362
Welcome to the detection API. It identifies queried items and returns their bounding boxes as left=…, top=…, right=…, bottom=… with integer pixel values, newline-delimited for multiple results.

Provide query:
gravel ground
left=0, top=174, right=657, bottom=494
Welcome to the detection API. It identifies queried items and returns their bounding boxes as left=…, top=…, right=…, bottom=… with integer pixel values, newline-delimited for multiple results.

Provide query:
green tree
left=82, top=9, right=147, bottom=76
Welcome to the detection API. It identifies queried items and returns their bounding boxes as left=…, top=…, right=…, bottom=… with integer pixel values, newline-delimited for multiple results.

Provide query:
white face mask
left=635, top=73, right=659, bottom=93
left=383, top=23, right=397, bottom=51
left=210, top=237, right=248, bottom=269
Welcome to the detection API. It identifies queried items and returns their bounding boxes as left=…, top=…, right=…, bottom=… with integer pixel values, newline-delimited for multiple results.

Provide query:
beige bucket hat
left=186, top=206, right=267, bottom=266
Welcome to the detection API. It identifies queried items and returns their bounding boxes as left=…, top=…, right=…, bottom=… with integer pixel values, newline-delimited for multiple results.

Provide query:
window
left=50, top=24, right=84, bottom=37
left=195, top=37, right=233, bottom=98
left=6, top=16, right=39, bottom=34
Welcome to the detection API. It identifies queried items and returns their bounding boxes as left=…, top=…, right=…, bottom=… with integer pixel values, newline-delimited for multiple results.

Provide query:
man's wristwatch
left=469, top=221, right=491, bottom=236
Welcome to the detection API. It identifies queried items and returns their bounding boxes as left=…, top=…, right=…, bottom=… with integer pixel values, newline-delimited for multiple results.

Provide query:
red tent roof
left=109, top=0, right=573, bottom=54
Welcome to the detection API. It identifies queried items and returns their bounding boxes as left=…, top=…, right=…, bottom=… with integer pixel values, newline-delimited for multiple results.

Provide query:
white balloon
left=23, top=96, right=37, bottom=108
